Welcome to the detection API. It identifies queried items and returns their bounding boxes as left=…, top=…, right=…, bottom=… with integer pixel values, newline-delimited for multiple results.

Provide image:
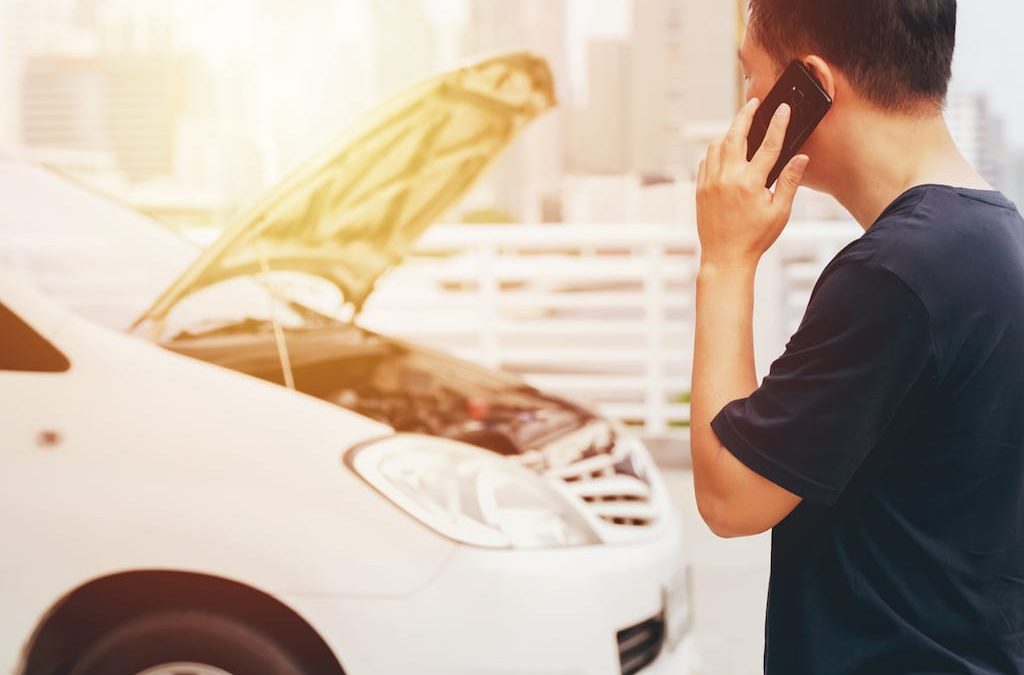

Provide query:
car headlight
left=347, top=434, right=600, bottom=549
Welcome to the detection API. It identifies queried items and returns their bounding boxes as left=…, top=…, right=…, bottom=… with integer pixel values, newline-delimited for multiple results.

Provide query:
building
left=946, top=89, right=1007, bottom=191
left=11, top=0, right=183, bottom=184
left=1003, top=148, right=1024, bottom=207
left=6, top=1, right=185, bottom=182
left=629, top=0, right=684, bottom=177
left=3, top=0, right=373, bottom=212
left=0, top=0, right=102, bottom=153
left=19, top=56, right=109, bottom=159
left=253, top=0, right=373, bottom=178
left=569, top=40, right=632, bottom=175
left=630, top=0, right=737, bottom=178
left=461, top=0, right=569, bottom=222
left=370, top=0, right=438, bottom=99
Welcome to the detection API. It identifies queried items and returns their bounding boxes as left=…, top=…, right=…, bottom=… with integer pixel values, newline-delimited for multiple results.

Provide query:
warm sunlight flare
left=1, top=2, right=1022, bottom=674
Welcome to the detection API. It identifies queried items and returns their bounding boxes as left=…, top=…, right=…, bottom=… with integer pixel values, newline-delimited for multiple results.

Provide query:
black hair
left=748, top=0, right=957, bottom=111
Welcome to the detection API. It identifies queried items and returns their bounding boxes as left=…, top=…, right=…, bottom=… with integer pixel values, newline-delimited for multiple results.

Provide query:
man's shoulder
left=815, top=185, right=1024, bottom=380
left=816, top=187, right=939, bottom=281
left=826, top=185, right=1022, bottom=302
left=863, top=184, right=1021, bottom=256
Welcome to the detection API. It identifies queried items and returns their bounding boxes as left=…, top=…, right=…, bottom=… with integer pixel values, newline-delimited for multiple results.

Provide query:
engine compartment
left=165, top=318, right=665, bottom=532
left=166, top=320, right=594, bottom=456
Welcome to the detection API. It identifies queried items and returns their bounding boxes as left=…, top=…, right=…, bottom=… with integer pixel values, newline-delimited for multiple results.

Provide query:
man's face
left=738, top=28, right=783, bottom=106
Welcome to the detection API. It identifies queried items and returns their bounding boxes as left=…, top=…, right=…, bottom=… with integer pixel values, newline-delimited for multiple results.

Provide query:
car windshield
left=0, top=159, right=341, bottom=336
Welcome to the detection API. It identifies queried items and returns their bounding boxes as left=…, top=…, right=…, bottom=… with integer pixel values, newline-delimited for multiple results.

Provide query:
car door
left=0, top=296, right=79, bottom=671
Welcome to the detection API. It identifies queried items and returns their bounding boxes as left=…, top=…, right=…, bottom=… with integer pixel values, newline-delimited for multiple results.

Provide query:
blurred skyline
left=0, top=0, right=1020, bottom=227
left=577, top=0, right=1024, bottom=145
left=952, top=0, right=1024, bottom=145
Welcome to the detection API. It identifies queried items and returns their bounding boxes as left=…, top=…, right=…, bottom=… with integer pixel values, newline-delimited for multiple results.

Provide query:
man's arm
left=689, top=99, right=809, bottom=538
left=691, top=263, right=801, bottom=538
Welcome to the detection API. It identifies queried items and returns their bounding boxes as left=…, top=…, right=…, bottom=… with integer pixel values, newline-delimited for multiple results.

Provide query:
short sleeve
left=710, top=260, right=935, bottom=506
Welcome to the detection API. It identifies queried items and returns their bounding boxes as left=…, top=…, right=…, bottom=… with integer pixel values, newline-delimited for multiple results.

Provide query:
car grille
left=540, top=423, right=658, bottom=528
left=617, top=614, right=665, bottom=675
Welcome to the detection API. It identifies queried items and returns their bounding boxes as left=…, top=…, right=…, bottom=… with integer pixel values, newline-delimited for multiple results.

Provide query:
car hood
left=133, top=52, right=555, bottom=331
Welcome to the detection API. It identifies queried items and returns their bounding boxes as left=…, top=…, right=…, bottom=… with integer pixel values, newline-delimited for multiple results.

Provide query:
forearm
left=690, top=259, right=760, bottom=500
left=687, top=98, right=808, bottom=535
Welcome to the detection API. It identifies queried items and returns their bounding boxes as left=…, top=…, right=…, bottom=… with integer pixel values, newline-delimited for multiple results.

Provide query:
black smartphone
left=747, top=60, right=832, bottom=188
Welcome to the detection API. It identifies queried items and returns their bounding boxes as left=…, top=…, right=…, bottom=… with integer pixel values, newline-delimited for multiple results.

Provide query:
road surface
left=661, top=468, right=771, bottom=675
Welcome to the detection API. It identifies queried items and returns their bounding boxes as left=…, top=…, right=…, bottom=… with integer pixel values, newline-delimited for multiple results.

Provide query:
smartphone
left=747, top=60, right=832, bottom=188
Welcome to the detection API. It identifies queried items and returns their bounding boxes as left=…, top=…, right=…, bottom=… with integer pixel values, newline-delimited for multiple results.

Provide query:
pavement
left=660, top=466, right=772, bottom=675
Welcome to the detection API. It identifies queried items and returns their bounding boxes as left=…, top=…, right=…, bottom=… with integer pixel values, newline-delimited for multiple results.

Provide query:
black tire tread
left=69, top=610, right=309, bottom=675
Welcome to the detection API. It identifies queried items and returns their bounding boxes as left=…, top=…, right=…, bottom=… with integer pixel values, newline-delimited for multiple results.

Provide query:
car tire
left=68, top=610, right=311, bottom=675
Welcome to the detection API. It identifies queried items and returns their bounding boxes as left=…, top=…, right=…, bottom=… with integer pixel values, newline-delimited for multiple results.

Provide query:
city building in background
left=0, top=0, right=741, bottom=227
left=945, top=89, right=1022, bottom=202
left=630, top=0, right=735, bottom=178
left=370, top=0, right=438, bottom=96
left=460, top=0, right=569, bottom=222
left=4, top=1, right=183, bottom=180
left=1, top=0, right=378, bottom=224
left=1004, top=149, right=1024, bottom=208
left=569, top=39, right=631, bottom=175
left=0, top=0, right=1018, bottom=227
left=566, top=0, right=740, bottom=222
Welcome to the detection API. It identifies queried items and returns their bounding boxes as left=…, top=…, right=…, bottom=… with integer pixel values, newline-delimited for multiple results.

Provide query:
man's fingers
left=771, top=154, right=810, bottom=210
left=725, top=97, right=760, bottom=154
left=697, top=159, right=707, bottom=186
left=751, top=103, right=791, bottom=176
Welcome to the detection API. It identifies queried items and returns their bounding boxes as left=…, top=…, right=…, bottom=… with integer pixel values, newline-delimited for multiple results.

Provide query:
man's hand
left=690, top=99, right=807, bottom=538
left=696, top=99, right=810, bottom=269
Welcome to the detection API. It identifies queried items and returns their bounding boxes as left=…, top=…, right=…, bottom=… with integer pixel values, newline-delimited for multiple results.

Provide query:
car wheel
left=68, top=610, right=310, bottom=675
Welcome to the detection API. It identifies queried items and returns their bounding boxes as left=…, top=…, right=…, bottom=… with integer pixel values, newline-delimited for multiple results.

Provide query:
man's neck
left=827, top=109, right=992, bottom=230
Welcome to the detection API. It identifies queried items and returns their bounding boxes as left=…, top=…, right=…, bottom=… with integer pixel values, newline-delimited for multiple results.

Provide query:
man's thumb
left=774, top=154, right=810, bottom=206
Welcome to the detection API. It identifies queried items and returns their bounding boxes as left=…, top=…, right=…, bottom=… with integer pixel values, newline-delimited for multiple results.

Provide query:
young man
left=691, top=1, right=1024, bottom=673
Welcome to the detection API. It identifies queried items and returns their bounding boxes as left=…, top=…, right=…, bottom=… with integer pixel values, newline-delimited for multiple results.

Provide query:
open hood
left=133, top=52, right=555, bottom=331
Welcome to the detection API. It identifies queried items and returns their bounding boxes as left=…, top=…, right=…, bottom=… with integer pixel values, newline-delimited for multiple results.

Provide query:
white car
left=0, top=54, right=700, bottom=675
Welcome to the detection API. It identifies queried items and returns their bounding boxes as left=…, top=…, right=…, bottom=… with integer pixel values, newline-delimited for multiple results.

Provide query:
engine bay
left=165, top=317, right=665, bottom=531
left=166, top=320, right=595, bottom=456
left=320, top=349, right=593, bottom=455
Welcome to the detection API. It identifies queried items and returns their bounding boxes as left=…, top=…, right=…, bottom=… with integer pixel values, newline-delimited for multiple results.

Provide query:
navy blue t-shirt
left=711, top=184, right=1024, bottom=674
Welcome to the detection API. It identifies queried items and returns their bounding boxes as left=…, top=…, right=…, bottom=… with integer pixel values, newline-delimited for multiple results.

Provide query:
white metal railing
left=357, top=221, right=863, bottom=438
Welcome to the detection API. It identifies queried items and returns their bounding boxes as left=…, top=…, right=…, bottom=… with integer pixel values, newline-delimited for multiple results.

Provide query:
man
left=691, top=1, right=1024, bottom=673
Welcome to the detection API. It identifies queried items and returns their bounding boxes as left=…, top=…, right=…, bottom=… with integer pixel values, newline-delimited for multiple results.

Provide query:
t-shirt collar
left=873, top=183, right=1017, bottom=227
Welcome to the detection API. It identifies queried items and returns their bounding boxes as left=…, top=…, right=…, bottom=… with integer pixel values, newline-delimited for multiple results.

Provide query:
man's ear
left=803, top=55, right=836, bottom=100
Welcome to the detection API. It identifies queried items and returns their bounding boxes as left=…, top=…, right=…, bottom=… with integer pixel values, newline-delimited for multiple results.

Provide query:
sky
left=215, top=0, right=1020, bottom=142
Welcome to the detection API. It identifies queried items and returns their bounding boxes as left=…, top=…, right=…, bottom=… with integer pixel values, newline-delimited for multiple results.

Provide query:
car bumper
left=282, top=516, right=702, bottom=675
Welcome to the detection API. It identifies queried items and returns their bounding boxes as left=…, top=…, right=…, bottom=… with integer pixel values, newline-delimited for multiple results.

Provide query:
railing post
left=478, top=244, right=501, bottom=370
left=355, top=222, right=857, bottom=445
left=644, top=242, right=668, bottom=436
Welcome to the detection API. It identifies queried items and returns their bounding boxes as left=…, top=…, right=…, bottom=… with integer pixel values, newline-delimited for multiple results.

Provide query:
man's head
left=739, top=0, right=958, bottom=192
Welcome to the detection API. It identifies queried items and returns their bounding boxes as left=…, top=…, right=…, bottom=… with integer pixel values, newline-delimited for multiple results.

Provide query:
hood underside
left=134, top=52, right=556, bottom=331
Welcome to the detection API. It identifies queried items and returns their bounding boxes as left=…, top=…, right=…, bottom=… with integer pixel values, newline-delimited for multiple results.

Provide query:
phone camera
left=790, top=86, right=806, bottom=107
